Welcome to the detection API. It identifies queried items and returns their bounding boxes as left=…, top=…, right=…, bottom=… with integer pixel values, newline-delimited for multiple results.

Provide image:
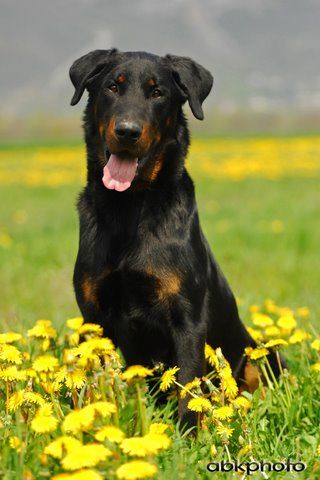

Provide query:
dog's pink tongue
left=102, top=154, right=138, bottom=192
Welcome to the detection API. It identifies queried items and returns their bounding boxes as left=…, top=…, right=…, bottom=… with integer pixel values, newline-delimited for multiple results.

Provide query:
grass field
left=0, top=136, right=320, bottom=479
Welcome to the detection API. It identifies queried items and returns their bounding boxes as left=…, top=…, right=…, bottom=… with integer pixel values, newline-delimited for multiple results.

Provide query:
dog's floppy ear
left=69, top=48, right=118, bottom=106
left=166, top=55, right=213, bottom=120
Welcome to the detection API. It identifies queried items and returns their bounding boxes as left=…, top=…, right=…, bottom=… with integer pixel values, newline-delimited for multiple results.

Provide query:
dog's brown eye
left=152, top=88, right=162, bottom=98
left=108, top=84, right=118, bottom=93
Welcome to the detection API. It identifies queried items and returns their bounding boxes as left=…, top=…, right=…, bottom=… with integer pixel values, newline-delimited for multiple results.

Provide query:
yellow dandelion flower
left=247, top=327, right=264, bottom=342
left=311, top=362, right=320, bottom=373
left=159, top=366, right=179, bottom=391
left=89, top=337, right=115, bottom=352
left=205, top=344, right=219, bottom=368
left=289, top=329, right=310, bottom=344
left=277, top=307, right=294, bottom=317
left=212, top=405, right=234, bottom=420
left=233, top=396, right=251, bottom=411
left=238, top=444, right=252, bottom=456
left=63, top=408, right=95, bottom=434
left=52, top=470, right=103, bottom=480
left=245, top=347, right=269, bottom=360
left=89, top=401, right=117, bottom=418
left=95, top=425, right=125, bottom=443
left=317, top=445, right=320, bottom=456
left=216, top=347, right=225, bottom=361
left=69, top=332, right=80, bottom=346
left=296, top=307, right=310, bottom=318
left=277, top=315, right=297, bottom=331
left=0, top=231, right=12, bottom=248
left=63, top=402, right=115, bottom=433
left=188, top=397, right=211, bottom=412
left=41, top=380, right=61, bottom=394
left=67, top=317, right=84, bottom=330
left=0, top=332, right=22, bottom=344
left=311, top=339, right=320, bottom=351
left=143, top=433, right=171, bottom=453
left=264, top=299, right=277, bottom=314
left=45, top=436, right=82, bottom=459
left=210, top=444, right=217, bottom=456
left=72, top=338, right=114, bottom=364
left=249, top=304, right=260, bottom=313
left=61, top=443, right=112, bottom=471
left=31, top=413, right=58, bottom=434
left=0, top=366, right=27, bottom=381
left=148, top=423, right=169, bottom=434
left=180, top=377, right=201, bottom=398
left=6, top=391, right=25, bottom=411
left=6, top=390, right=45, bottom=412
left=33, top=355, right=59, bottom=373
left=116, top=460, right=157, bottom=480
left=216, top=424, right=234, bottom=439
left=27, top=319, right=57, bottom=339
left=78, top=323, right=103, bottom=336
left=26, top=368, right=36, bottom=378
left=218, top=363, right=238, bottom=399
left=31, top=405, right=58, bottom=434
left=0, top=344, right=22, bottom=364
left=121, top=432, right=170, bottom=457
left=63, top=349, right=78, bottom=364
left=219, top=363, right=232, bottom=378
left=9, top=436, right=22, bottom=451
left=264, top=325, right=281, bottom=338
left=221, top=372, right=238, bottom=400
left=41, top=338, right=51, bottom=352
left=252, top=312, right=273, bottom=328
left=122, top=365, right=153, bottom=381
left=55, top=367, right=87, bottom=390
left=264, top=339, right=288, bottom=348
left=121, top=437, right=150, bottom=457
left=23, top=391, right=46, bottom=406
left=271, top=217, right=285, bottom=236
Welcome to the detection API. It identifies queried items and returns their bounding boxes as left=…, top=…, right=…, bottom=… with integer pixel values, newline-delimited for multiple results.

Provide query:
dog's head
left=70, top=49, right=213, bottom=191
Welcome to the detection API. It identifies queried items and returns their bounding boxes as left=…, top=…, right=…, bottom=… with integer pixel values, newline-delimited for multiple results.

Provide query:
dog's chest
left=77, top=187, right=199, bottom=321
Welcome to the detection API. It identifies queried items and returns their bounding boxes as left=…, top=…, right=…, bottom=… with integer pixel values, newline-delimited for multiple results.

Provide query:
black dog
left=70, top=49, right=280, bottom=428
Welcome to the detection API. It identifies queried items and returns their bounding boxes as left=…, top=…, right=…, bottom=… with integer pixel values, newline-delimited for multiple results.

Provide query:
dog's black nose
left=115, top=121, right=142, bottom=142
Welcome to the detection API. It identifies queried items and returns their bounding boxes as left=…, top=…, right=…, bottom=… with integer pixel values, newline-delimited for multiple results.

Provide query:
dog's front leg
left=172, top=327, right=206, bottom=431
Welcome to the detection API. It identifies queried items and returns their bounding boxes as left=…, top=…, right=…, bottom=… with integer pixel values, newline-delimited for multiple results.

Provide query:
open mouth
left=102, top=152, right=138, bottom=192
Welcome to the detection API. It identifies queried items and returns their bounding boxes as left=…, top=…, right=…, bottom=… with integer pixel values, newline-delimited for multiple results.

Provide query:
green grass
left=0, top=140, right=320, bottom=479
left=1, top=176, right=319, bottom=329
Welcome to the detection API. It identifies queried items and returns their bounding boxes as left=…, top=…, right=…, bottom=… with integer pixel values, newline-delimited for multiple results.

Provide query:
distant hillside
left=0, top=0, right=319, bottom=117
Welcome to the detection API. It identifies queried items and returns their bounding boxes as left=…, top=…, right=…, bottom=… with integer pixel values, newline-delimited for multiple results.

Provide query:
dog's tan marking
left=148, top=78, right=156, bottom=86
left=82, top=276, right=97, bottom=304
left=139, top=123, right=161, bottom=155
left=148, top=157, right=164, bottom=182
left=117, top=73, right=125, bottom=83
left=82, top=267, right=112, bottom=305
left=158, top=272, right=181, bottom=299
left=98, top=123, right=105, bottom=138
left=242, top=362, right=260, bottom=393
left=106, top=116, right=116, bottom=140
left=139, top=123, right=153, bottom=150
left=146, top=265, right=181, bottom=300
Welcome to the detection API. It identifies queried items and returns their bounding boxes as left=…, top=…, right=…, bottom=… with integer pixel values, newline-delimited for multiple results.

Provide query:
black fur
left=70, top=49, right=281, bottom=429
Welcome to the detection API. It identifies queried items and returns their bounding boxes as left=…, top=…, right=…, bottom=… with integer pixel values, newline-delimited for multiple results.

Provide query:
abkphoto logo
left=207, top=460, right=306, bottom=475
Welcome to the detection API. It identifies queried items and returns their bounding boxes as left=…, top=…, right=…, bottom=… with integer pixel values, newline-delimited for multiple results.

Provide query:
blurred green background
left=0, top=137, right=319, bottom=332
